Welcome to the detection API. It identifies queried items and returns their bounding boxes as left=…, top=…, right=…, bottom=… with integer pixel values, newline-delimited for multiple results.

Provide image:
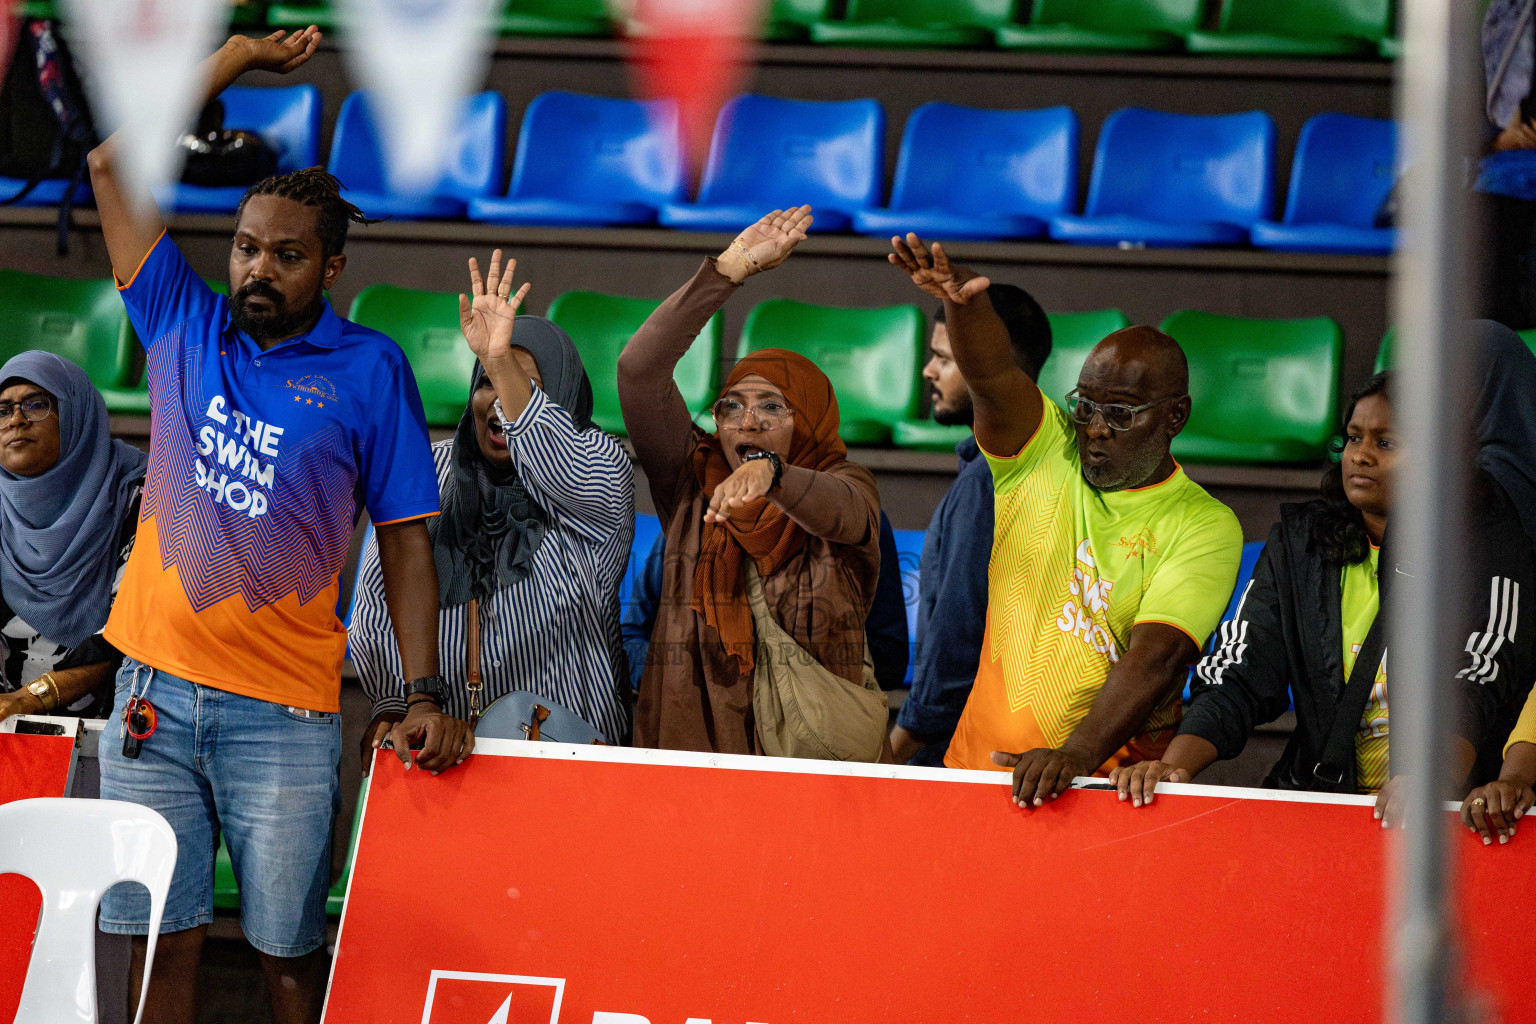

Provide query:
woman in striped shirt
left=351, top=252, right=634, bottom=757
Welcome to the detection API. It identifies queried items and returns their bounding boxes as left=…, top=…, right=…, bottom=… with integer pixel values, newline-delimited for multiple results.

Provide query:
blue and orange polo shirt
left=105, top=232, right=440, bottom=712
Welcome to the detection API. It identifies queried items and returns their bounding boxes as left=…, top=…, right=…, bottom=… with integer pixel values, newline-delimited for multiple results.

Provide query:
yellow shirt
left=1504, top=685, right=1536, bottom=756
left=1340, top=545, right=1390, bottom=793
left=945, top=388, right=1244, bottom=772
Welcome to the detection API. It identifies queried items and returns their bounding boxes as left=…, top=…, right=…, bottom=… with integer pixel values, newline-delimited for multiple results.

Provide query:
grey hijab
left=0, top=351, right=147, bottom=647
left=430, top=316, right=595, bottom=608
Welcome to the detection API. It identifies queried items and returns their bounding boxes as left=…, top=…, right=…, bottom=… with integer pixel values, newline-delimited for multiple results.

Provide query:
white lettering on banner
left=195, top=393, right=279, bottom=517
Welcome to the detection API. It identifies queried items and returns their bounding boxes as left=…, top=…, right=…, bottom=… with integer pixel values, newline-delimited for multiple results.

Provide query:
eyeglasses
left=1065, top=389, right=1182, bottom=433
left=0, top=395, right=52, bottom=424
left=712, top=395, right=792, bottom=429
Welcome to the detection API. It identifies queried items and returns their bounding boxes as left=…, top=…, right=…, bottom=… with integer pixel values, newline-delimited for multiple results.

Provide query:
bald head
left=1082, top=325, right=1189, bottom=398
left=1070, top=325, right=1191, bottom=492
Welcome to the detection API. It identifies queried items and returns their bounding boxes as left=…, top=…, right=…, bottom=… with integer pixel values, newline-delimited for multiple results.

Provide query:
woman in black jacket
left=1109, top=372, right=1536, bottom=821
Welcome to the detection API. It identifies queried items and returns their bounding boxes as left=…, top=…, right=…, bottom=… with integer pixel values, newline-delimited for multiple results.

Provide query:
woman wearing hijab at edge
left=1461, top=320, right=1536, bottom=844
left=1110, top=371, right=1536, bottom=824
left=350, top=251, right=634, bottom=766
left=617, top=206, right=885, bottom=756
left=0, top=351, right=147, bottom=724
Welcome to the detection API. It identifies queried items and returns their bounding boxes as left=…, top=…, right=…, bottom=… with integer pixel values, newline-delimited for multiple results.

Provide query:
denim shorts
left=98, top=658, right=341, bottom=957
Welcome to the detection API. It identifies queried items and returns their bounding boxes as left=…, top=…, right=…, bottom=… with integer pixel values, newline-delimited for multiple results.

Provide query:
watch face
left=26, top=681, right=47, bottom=696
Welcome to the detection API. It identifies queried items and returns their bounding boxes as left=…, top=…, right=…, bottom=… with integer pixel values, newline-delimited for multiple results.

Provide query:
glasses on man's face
left=0, top=395, right=53, bottom=424
left=712, top=395, right=792, bottom=430
left=1065, top=389, right=1181, bottom=433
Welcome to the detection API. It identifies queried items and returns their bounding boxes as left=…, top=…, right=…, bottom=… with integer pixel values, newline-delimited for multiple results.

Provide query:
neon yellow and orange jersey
left=945, top=387, right=1243, bottom=773
left=1340, top=545, right=1390, bottom=793
left=104, top=233, right=440, bottom=712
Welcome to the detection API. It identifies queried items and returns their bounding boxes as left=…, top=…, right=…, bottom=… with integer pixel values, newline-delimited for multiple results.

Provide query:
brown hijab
left=690, top=348, right=848, bottom=673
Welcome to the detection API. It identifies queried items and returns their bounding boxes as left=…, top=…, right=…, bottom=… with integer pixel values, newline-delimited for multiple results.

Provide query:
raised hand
left=459, top=249, right=532, bottom=371
left=237, top=27, right=322, bottom=75
left=716, top=206, right=814, bottom=284
left=888, top=233, right=991, bottom=305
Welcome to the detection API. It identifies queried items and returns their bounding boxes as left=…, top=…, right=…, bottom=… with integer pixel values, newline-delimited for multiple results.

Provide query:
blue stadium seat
left=891, top=527, right=924, bottom=686
left=1184, top=539, right=1265, bottom=699
left=619, top=513, right=663, bottom=614
left=163, top=85, right=322, bottom=213
left=327, top=90, right=506, bottom=220
left=658, top=95, right=884, bottom=233
left=1050, top=107, right=1276, bottom=248
left=852, top=102, right=1077, bottom=241
left=0, top=178, right=91, bottom=206
left=468, top=92, right=686, bottom=227
left=1250, top=113, right=1397, bottom=256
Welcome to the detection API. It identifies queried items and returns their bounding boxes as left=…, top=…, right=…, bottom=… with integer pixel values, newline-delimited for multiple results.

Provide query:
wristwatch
left=741, top=449, right=783, bottom=490
left=404, top=675, right=446, bottom=709
left=25, top=677, right=58, bottom=712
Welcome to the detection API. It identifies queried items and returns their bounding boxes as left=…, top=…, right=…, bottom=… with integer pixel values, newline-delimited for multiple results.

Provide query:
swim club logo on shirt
left=1055, top=539, right=1121, bottom=664
left=286, top=374, right=338, bottom=406
left=1115, top=528, right=1159, bottom=560
left=195, top=394, right=282, bottom=517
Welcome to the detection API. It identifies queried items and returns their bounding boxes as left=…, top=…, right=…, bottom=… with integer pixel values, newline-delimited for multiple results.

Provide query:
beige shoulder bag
left=745, top=563, right=887, bottom=762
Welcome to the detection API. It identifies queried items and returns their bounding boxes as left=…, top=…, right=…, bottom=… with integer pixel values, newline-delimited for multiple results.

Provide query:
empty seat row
left=0, top=83, right=1397, bottom=255
left=252, top=0, right=1400, bottom=58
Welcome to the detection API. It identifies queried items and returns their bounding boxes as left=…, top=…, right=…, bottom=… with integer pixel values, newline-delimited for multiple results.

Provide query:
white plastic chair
left=0, top=798, right=177, bottom=1024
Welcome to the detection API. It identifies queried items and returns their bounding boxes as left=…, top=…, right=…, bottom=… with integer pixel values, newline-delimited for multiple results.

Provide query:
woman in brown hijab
left=617, top=206, right=883, bottom=754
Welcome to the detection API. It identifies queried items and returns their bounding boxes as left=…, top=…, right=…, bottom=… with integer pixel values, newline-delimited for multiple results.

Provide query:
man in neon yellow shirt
left=888, top=234, right=1242, bottom=807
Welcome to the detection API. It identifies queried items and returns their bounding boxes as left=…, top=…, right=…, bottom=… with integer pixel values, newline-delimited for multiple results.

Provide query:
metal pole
left=1391, top=1, right=1480, bottom=1022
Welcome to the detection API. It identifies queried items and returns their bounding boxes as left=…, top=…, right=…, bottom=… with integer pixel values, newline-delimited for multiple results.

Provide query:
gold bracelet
left=730, top=238, right=760, bottom=270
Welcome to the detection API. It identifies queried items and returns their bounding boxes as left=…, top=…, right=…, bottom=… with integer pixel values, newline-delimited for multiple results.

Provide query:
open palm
left=242, top=27, right=322, bottom=75
left=888, top=233, right=990, bottom=304
left=733, top=205, right=814, bottom=273
left=458, top=249, right=531, bottom=368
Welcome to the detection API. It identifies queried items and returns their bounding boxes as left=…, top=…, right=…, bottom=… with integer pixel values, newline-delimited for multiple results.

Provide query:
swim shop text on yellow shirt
left=945, top=387, right=1244, bottom=773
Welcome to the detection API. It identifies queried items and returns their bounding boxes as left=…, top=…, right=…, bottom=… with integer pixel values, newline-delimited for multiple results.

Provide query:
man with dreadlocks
left=86, top=28, right=460, bottom=1024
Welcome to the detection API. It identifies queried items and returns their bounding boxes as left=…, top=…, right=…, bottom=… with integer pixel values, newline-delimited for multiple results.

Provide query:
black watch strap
left=405, top=675, right=446, bottom=708
left=743, top=449, right=783, bottom=489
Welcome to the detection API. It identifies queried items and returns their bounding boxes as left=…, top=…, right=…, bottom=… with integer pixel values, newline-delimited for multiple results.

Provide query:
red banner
left=0, top=729, right=80, bottom=1024
left=323, top=743, right=1530, bottom=1024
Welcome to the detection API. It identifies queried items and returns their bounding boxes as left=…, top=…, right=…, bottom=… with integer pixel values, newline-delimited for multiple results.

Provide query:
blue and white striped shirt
left=350, top=386, right=634, bottom=744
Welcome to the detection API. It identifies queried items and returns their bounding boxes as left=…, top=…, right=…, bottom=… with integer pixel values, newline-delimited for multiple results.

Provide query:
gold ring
left=1472, top=798, right=1487, bottom=807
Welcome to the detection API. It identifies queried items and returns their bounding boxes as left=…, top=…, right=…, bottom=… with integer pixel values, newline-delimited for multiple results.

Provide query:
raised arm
left=888, top=234, right=1042, bottom=457
left=87, top=28, right=321, bottom=283
left=618, top=207, right=812, bottom=519
left=460, top=251, right=634, bottom=541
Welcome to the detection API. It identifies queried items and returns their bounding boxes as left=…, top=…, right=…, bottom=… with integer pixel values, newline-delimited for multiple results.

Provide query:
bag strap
left=1313, top=571, right=1391, bottom=792
left=465, top=598, right=483, bottom=724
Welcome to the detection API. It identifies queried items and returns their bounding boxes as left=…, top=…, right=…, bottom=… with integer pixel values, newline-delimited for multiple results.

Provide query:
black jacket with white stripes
left=1182, top=478, right=1535, bottom=794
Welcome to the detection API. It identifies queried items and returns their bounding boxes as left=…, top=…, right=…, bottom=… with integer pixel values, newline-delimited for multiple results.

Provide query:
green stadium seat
left=1160, top=309, right=1342, bottom=464
left=105, top=279, right=233, bottom=417
left=809, top=0, right=1016, bottom=48
left=763, top=0, right=832, bottom=41
left=739, top=299, right=925, bottom=446
left=891, top=420, right=973, bottom=451
left=1184, top=0, right=1391, bottom=57
left=1379, top=36, right=1401, bottom=59
left=213, top=837, right=239, bottom=911
left=266, top=2, right=338, bottom=29
left=1374, top=327, right=1536, bottom=372
left=995, top=0, right=1205, bottom=53
left=498, top=0, right=612, bottom=37
left=1035, top=309, right=1133, bottom=410
left=347, top=285, right=474, bottom=427
left=0, top=271, right=138, bottom=405
left=544, top=290, right=723, bottom=436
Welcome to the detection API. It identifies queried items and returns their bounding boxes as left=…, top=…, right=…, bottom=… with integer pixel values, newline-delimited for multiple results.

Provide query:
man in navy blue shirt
left=889, top=285, right=1053, bottom=766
